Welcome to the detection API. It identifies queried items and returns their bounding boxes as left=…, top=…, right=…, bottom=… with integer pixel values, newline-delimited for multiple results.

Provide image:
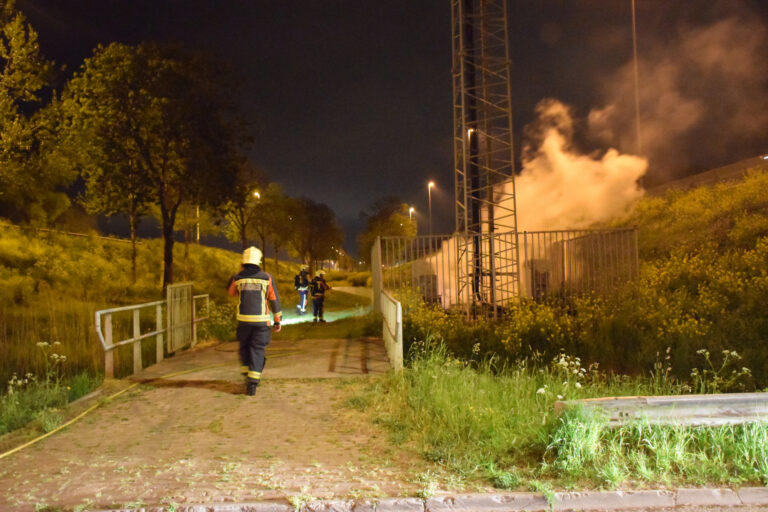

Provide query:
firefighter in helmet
left=227, top=246, right=281, bottom=395
left=310, top=269, right=330, bottom=323
left=294, top=264, right=311, bottom=315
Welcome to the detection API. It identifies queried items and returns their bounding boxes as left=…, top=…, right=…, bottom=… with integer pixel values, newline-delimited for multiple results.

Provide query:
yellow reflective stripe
left=236, top=278, right=270, bottom=287
left=236, top=278, right=270, bottom=317
left=240, top=366, right=249, bottom=375
left=247, top=371, right=261, bottom=380
left=237, top=313, right=272, bottom=322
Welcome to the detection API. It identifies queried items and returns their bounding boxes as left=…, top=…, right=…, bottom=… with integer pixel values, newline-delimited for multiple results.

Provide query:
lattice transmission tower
left=451, top=0, right=520, bottom=316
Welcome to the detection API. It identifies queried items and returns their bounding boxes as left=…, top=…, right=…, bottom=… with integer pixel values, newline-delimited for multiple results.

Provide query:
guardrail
left=555, top=392, right=768, bottom=427
left=95, top=293, right=209, bottom=378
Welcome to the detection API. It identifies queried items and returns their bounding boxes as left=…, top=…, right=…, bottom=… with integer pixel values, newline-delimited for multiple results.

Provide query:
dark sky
left=17, top=0, right=768, bottom=253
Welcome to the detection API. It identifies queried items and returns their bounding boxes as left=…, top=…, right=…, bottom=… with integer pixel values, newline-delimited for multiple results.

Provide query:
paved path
left=0, top=336, right=437, bottom=512
left=2, top=333, right=768, bottom=512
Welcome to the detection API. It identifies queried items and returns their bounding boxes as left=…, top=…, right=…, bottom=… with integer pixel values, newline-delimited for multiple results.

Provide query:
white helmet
left=242, top=246, right=263, bottom=265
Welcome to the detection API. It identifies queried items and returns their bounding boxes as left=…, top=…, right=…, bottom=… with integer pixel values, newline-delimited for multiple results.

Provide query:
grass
left=547, top=408, right=768, bottom=487
left=352, top=342, right=768, bottom=489
left=274, top=312, right=381, bottom=341
left=0, top=369, right=101, bottom=435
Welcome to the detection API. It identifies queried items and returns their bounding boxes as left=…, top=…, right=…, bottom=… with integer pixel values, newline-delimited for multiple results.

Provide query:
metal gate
left=167, top=282, right=193, bottom=354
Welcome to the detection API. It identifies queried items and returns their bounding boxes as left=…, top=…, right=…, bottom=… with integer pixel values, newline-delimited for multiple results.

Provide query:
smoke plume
left=588, top=13, right=768, bottom=181
left=510, top=99, right=647, bottom=232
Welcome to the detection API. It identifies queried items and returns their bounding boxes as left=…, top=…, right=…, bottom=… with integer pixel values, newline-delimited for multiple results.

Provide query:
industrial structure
left=452, top=0, right=520, bottom=317
left=372, top=0, right=640, bottom=320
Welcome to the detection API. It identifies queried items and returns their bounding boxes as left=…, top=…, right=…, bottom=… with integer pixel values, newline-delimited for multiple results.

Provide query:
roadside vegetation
left=351, top=170, right=768, bottom=490
left=0, top=221, right=343, bottom=434
left=352, top=342, right=766, bottom=490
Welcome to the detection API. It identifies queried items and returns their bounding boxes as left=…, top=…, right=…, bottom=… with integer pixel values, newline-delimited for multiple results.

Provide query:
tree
left=357, top=197, right=416, bottom=263
left=81, top=155, right=150, bottom=284
left=259, top=183, right=294, bottom=277
left=223, top=159, right=267, bottom=249
left=0, top=0, right=72, bottom=224
left=61, top=42, right=244, bottom=291
left=290, top=198, right=344, bottom=270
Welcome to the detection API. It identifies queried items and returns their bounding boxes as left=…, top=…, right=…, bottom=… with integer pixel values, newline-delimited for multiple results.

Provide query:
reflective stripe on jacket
left=228, top=265, right=281, bottom=324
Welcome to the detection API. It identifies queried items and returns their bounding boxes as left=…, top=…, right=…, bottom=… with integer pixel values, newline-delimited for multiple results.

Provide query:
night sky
left=17, top=0, right=768, bottom=253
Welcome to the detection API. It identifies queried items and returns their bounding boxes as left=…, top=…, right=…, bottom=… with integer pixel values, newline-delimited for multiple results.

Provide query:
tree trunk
left=183, top=227, right=190, bottom=280
left=260, top=233, right=267, bottom=269
left=274, top=242, right=280, bottom=279
left=162, top=221, right=175, bottom=294
left=129, top=213, right=138, bottom=285
left=239, top=206, right=249, bottom=249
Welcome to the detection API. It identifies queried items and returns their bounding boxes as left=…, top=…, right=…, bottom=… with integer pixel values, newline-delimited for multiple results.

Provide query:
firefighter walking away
left=311, top=269, right=330, bottom=323
left=228, top=246, right=281, bottom=395
left=294, top=265, right=310, bottom=315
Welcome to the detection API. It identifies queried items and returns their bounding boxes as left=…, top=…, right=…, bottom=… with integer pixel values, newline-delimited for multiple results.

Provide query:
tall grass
left=355, top=342, right=768, bottom=488
left=547, top=409, right=768, bottom=486
left=0, top=223, right=299, bottom=387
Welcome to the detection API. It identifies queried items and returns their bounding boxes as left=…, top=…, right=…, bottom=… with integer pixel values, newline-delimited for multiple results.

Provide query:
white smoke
left=503, top=99, right=647, bottom=232
left=588, top=14, right=768, bottom=180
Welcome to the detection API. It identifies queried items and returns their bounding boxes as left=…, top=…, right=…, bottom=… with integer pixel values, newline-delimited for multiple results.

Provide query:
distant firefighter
left=294, top=264, right=311, bottom=315
left=227, top=246, right=281, bottom=396
left=310, top=269, right=330, bottom=323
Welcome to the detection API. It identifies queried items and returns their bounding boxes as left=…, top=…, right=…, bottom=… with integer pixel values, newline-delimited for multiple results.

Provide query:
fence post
left=394, top=299, right=403, bottom=371
left=104, top=314, right=114, bottom=379
left=133, top=309, right=142, bottom=375
left=156, top=303, right=164, bottom=364
left=191, top=295, right=198, bottom=346
left=372, top=237, right=382, bottom=314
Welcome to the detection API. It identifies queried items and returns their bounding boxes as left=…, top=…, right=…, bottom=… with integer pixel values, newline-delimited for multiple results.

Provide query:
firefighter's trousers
left=312, top=296, right=325, bottom=320
left=297, top=288, right=309, bottom=313
left=237, top=323, right=271, bottom=383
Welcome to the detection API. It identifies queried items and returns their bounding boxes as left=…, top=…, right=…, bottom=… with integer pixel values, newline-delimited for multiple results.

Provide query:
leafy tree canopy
left=61, top=42, right=246, bottom=289
left=357, top=196, right=417, bottom=262
left=0, top=0, right=71, bottom=224
left=291, top=197, right=344, bottom=267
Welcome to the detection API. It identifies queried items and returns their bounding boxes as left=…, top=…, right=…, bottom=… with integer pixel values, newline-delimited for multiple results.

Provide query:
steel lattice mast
left=451, top=0, right=520, bottom=316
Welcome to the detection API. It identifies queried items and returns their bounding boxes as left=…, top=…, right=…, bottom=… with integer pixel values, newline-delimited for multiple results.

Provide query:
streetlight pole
left=427, top=181, right=435, bottom=237
left=631, top=0, right=641, bottom=156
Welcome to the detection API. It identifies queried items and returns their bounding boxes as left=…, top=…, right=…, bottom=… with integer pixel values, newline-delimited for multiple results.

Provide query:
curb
left=94, top=487, right=768, bottom=512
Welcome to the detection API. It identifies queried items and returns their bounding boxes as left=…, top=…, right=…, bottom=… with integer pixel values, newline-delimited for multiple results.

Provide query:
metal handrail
left=95, top=293, right=209, bottom=378
left=94, top=300, right=165, bottom=350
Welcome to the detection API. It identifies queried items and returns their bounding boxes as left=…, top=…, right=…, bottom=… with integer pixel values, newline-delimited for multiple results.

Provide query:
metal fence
left=95, top=284, right=209, bottom=378
left=520, top=228, right=639, bottom=300
left=373, top=228, right=638, bottom=317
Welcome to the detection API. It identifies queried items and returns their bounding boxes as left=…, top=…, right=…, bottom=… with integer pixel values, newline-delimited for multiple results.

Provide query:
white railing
left=95, top=292, right=209, bottom=378
left=380, top=290, right=403, bottom=371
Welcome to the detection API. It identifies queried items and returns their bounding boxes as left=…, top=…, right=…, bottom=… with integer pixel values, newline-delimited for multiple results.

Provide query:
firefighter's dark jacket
left=228, top=264, right=282, bottom=325
left=311, top=276, right=330, bottom=298
left=294, top=270, right=310, bottom=290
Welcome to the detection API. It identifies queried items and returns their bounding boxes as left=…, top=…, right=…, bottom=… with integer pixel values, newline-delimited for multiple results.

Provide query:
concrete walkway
left=2, top=334, right=768, bottom=512
left=136, top=336, right=390, bottom=382
left=94, top=488, right=768, bottom=512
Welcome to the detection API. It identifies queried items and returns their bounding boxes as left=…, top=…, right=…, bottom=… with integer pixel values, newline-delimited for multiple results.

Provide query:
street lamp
left=427, top=181, right=435, bottom=237
left=253, top=190, right=261, bottom=199
left=409, top=206, right=415, bottom=221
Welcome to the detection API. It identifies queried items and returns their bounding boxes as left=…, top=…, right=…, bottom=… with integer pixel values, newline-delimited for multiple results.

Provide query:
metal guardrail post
left=156, top=303, right=164, bottom=364
left=133, top=309, right=142, bottom=375
left=104, top=314, right=114, bottom=379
